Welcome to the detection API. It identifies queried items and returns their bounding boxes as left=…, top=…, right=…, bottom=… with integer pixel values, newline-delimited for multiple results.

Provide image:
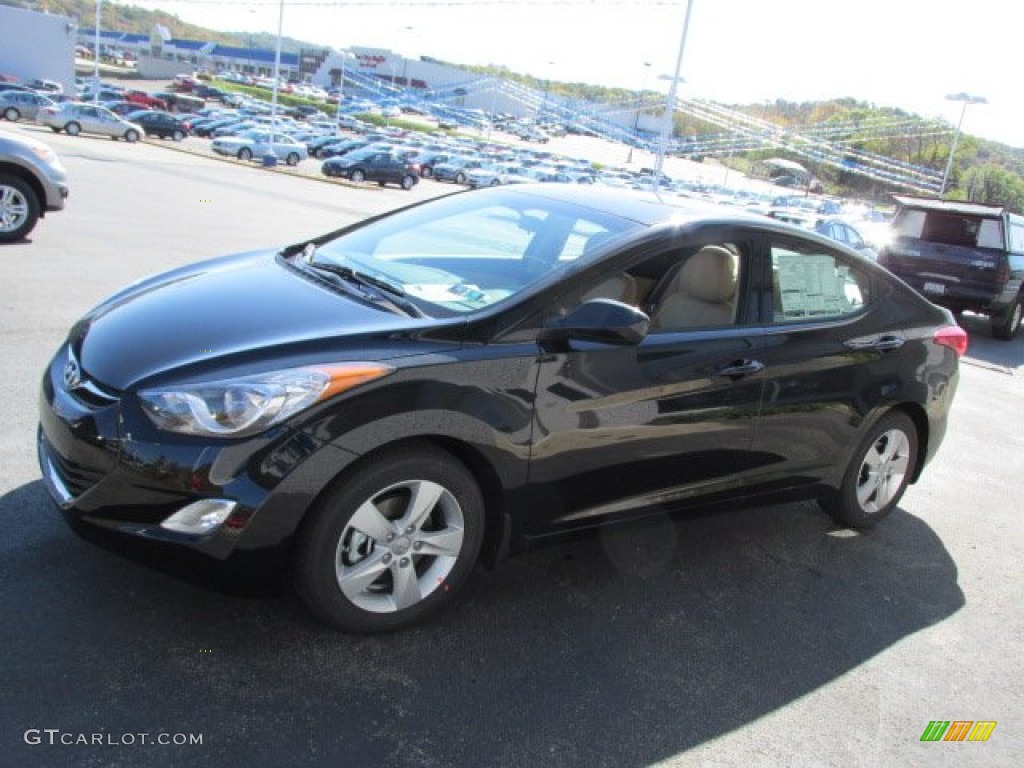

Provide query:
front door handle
left=715, top=359, right=765, bottom=378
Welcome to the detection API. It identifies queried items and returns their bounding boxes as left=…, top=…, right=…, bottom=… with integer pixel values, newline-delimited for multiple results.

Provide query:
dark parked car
left=878, top=195, right=1024, bottom=339
left=38, top=186, right=966, bottom=632
left=321, top=149, right=418, bottom=189
left=125, top=110, right=191, bottom=141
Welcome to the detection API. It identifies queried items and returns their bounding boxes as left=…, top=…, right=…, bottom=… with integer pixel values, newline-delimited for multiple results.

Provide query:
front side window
left=771, top=243, right=869, bottom=322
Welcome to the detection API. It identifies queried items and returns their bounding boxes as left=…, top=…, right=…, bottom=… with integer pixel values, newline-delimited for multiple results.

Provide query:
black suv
left=879, top=195, right=1024, bottom=339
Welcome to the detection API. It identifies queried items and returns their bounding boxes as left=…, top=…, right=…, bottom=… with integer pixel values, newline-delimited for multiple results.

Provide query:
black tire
left=65, top=122, right=81, bottom=136
left=294, top=443, right=484, bottom=633
left=421, top=166, right=433, bottom=178
left=489, top=178, right=501, bottom=186
left=991, top=296, right=1022, bottom=340
left=125, top=129, right=139, bottom=143
left=455, top=171, right=466, bottom=184
left=49, top=126, right=60, bottom=133
left=401, top=175, right=416, bottom=190
left=286, top=153, right=300, bottom=166
left=237, top=147, right=253, bottom=161
left=0, top=174, right=41, bottom=243
left=350, top=169, right=365, bottom=183
left=821, top=411, right=918, bottom=529
left=3, top=107, right=20, bottom=122
left=172, top=130, right=185, bottom=142
left=377, top=180, right=386, bottom=187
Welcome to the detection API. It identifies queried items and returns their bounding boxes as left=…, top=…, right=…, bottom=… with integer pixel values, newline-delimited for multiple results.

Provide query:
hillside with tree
left=6, top=0, right=1023, bottom=208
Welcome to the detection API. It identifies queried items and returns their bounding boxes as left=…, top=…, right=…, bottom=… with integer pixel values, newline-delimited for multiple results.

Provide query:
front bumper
left=36, top=344, right=354, bottom=562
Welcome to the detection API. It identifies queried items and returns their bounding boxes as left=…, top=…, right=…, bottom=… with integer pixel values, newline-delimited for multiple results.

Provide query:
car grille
left=47, top=444, right=107, bottom=498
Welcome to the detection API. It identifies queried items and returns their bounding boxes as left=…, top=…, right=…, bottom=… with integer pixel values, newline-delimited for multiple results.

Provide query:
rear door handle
left=715, top=359, right=765, bottom=378
left=845, top=334, right=905, bottom=351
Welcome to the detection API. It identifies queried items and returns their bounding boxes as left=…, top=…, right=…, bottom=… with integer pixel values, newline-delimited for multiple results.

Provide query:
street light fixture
left=939, top=92, right=987, bottom=199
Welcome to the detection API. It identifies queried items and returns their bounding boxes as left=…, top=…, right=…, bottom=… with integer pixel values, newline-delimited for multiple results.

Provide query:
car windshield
left=310, top=189, right=644, bottom=315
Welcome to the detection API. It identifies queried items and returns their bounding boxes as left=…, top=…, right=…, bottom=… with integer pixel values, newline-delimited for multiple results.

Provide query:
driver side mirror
left=541, top=299, right=649, bottom=347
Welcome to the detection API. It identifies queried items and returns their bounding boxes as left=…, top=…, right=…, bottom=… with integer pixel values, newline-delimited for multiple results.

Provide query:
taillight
left=995, top=260, right=1009, bottom=285
left=934, top=325, right=968, bottom=357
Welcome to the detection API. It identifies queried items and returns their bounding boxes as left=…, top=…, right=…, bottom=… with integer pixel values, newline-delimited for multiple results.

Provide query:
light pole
left=653, top=0, right=695, bottom=194
left=627, top=61, right=652, bottom=165
left=267, top=0, right=285, bottom=165
left=399, top=26, right=414, bottom=89
left=939, top=92, right=987, bottom=199
left=334, top=49, right=350, bottom=134
left=92, top=0, right=101, bottom=104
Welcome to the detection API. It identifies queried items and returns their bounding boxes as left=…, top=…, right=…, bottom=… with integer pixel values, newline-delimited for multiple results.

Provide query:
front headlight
left=138, top=363, right=394, bottom=437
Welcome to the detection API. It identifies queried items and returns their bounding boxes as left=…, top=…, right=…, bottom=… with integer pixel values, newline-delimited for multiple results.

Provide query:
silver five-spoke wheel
left=296, top=443, right=484, bottom=632
left=822, top=410, right=918, bottom=528
left=336, top=479, right=465, bottom=613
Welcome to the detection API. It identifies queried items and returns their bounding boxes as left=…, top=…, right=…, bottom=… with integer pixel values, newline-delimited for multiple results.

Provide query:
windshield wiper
left=304, top=258, right=426, bottom=319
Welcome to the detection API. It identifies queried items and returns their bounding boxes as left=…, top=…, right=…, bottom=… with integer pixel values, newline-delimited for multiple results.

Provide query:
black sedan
left=321, top=149, right=419, bottom=190
left=125, top=110, right=191, bottom=141
left=37, top=186, right=966, bottom=633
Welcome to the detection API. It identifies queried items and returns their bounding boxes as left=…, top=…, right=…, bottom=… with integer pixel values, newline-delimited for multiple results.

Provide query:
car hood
left=72, top=251, right=442, bottom=389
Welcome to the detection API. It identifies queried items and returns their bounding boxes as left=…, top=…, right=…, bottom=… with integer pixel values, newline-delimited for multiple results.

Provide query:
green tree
left=959, top=165, right=1024, bottom=212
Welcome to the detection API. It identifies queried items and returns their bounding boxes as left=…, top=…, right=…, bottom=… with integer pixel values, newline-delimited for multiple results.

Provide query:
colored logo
left=920, top=721, right=997, bottom=742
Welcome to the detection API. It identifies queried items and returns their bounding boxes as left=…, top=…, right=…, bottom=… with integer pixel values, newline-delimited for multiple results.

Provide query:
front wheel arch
left=293, top=440, right=486, bottom=631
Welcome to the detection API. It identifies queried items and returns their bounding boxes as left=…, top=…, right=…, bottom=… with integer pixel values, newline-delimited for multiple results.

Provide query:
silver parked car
left=36, top=102, right=144, bottom=142
left=211, top=130, right=308, bottom=165
left=0, top=90, right=56, bottom=123
left=0, top=129, right=68, bottom=242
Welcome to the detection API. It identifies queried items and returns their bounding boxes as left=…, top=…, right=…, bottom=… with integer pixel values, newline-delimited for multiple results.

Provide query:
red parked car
left=123, top=90, right=167, bottom=110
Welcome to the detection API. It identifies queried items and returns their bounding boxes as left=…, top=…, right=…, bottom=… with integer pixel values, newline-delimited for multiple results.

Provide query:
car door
left=523, top=230, right=767, bottom=537
left=746, top=233, right=899, bottom=486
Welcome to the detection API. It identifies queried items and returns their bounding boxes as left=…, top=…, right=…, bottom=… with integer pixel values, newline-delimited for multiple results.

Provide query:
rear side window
left=771, top=244, right=870, bottom=322
left=893, top=209, right=1004, bottom=249
left=1010, top=223, right=1024, bottom=255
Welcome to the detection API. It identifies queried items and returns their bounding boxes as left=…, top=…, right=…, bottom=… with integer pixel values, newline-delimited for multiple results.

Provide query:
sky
left=127, top=0, right=1021, bottom=148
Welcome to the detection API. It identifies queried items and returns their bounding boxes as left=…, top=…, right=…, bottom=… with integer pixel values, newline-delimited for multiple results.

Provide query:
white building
left=0, top=6, right=76, bottom=92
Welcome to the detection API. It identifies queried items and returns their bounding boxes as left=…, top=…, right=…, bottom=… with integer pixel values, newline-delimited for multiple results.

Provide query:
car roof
left=892, top=194, right=1006, bottom=217
left=509, top=184, right=774, bottom=228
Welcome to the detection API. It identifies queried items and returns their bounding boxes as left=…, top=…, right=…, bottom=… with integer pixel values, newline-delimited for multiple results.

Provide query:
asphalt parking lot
left=1, top=125, right=1021, bottom=768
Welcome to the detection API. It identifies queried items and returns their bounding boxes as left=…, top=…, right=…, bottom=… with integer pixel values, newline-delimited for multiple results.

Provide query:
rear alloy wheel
left=286, top=153, right=300, bottom=166
left=295, top=443, right=484, bottom=633
left=125, top=129, right=139, bottom=143
left=991, top=296, right=1022, bottom=340
left=237, top=147, right=253, bottom=161
left=3, top=107, right=20, bottom=122
left=455, top=171, right=467, bottom=184
left=821, top=411, right=918, bottom=529
left=350, top=169, right=365, bottom=183
left=0, top=174, right=41, bottom=243
left=401, top=175, right=416, bottom=190
left=65, top=122, right=81, bottom=136
left=171, top=130, right=184, bottom=142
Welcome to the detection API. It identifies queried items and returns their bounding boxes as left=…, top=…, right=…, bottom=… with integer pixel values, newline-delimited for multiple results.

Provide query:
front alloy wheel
left=0, top=174, right=40, bottom=242
left=822, top=411, right=917, bottom=528
left=295, top=443, right=484, bottom=632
